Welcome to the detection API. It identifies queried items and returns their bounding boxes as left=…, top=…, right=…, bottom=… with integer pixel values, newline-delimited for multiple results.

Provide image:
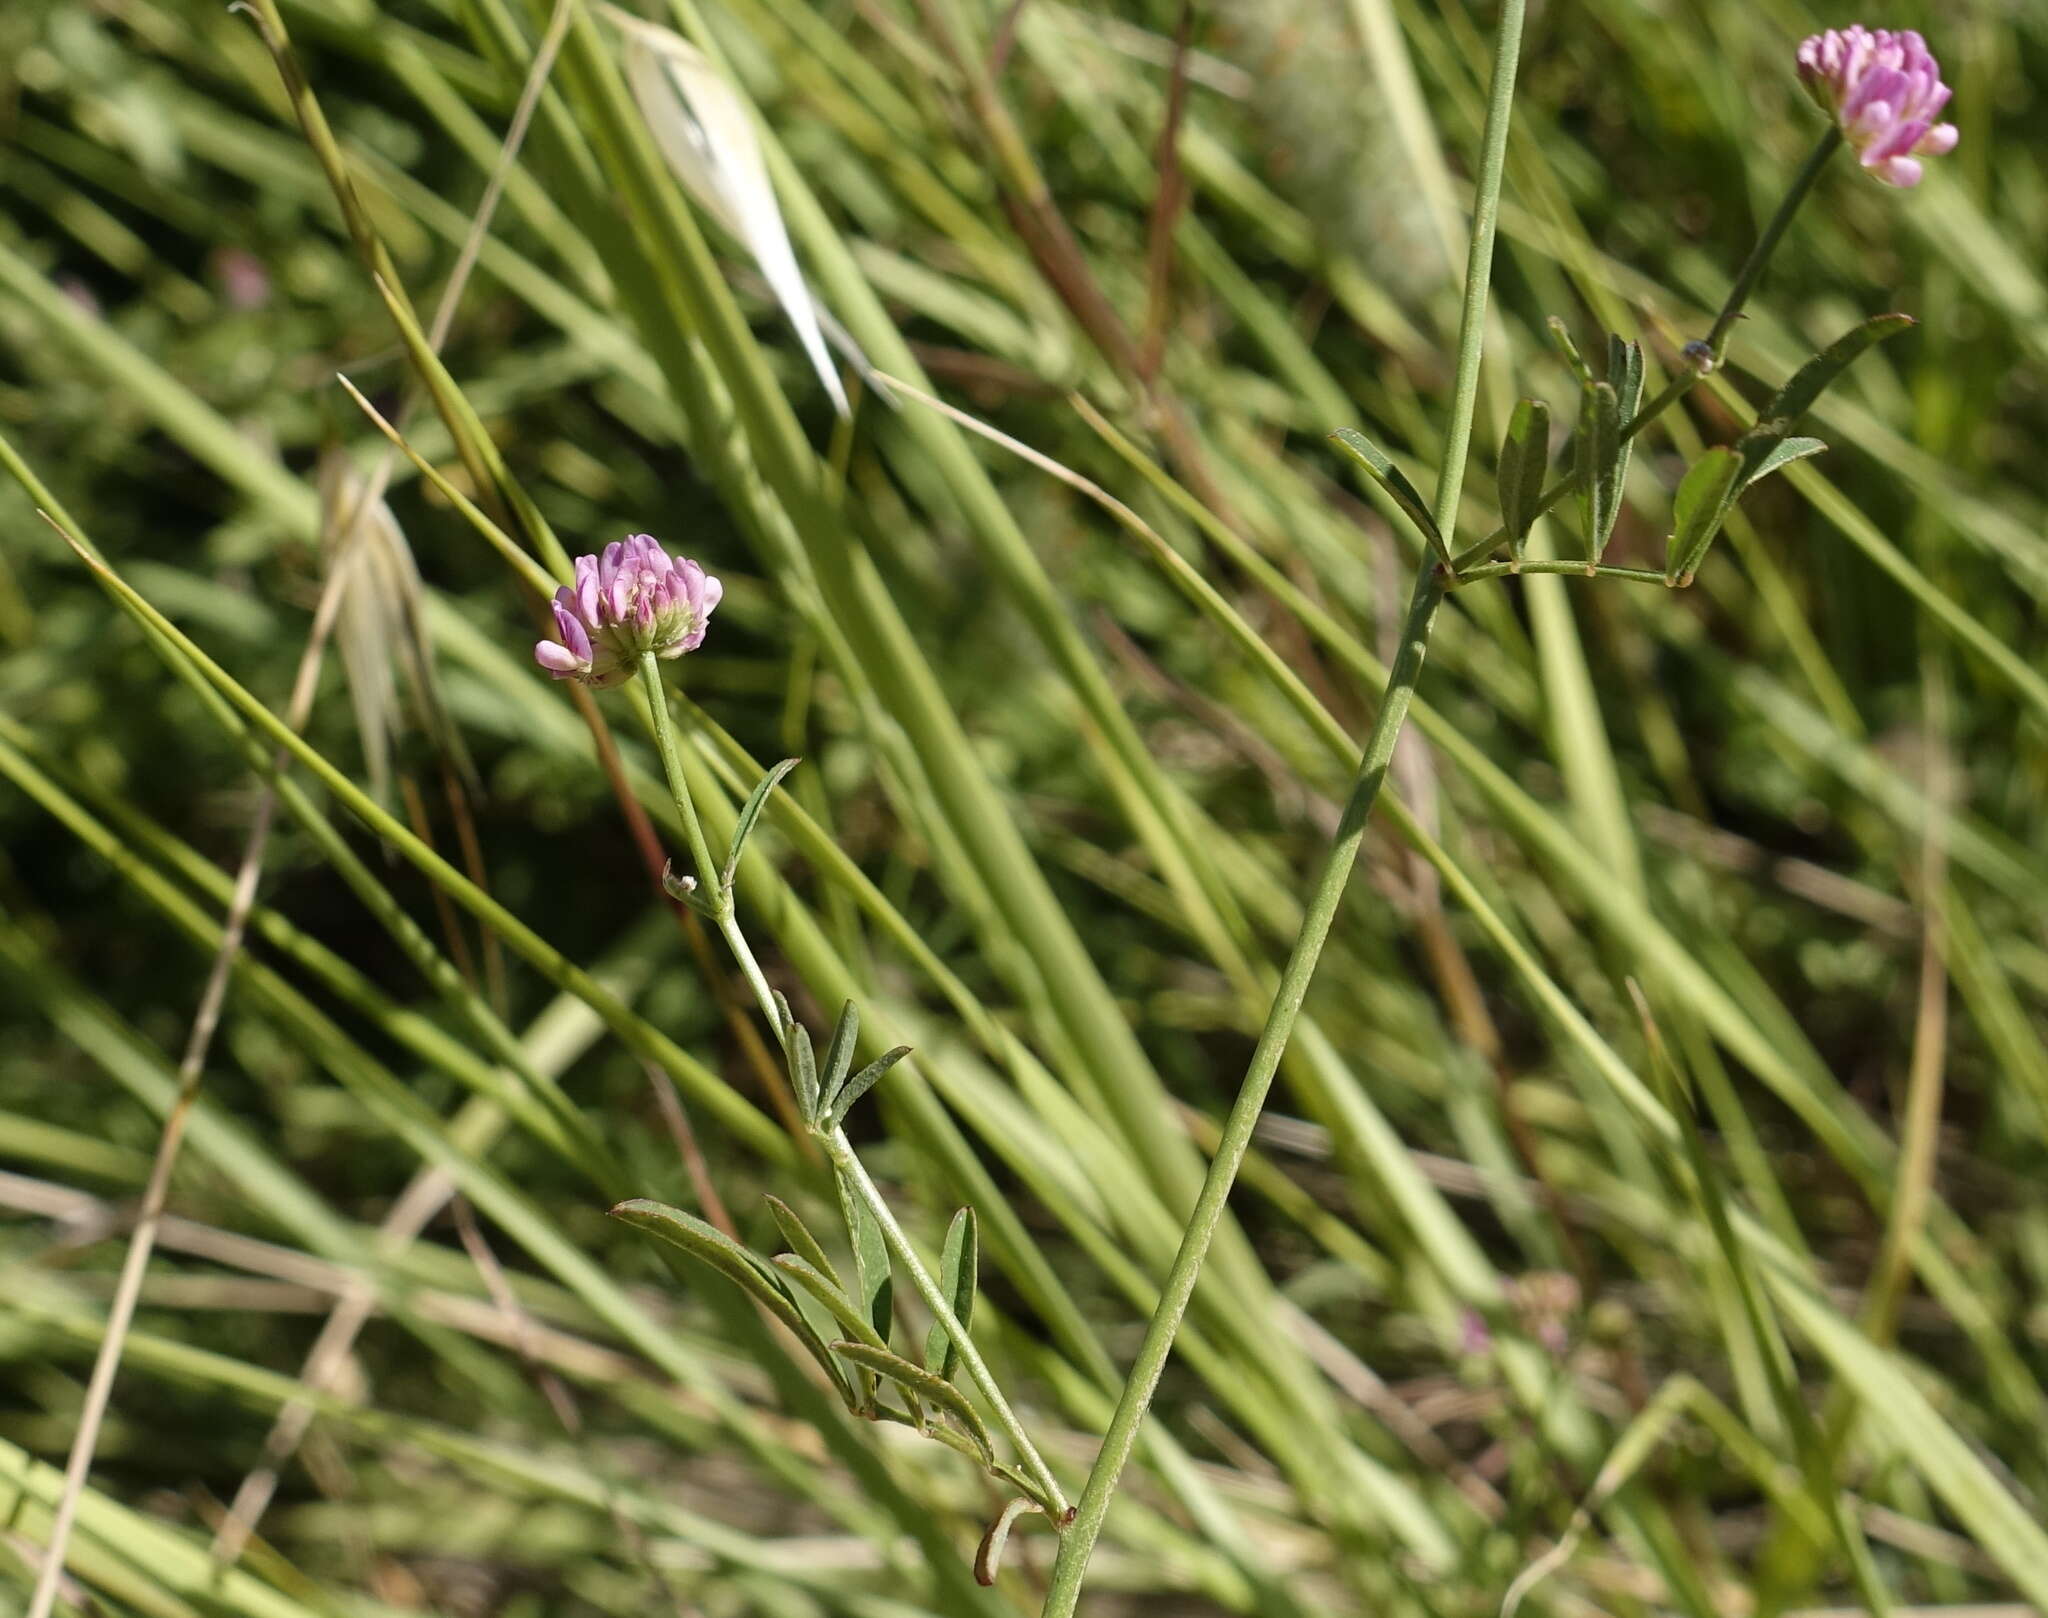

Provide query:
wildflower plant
left=8, top=2, right=2027, bottom=1616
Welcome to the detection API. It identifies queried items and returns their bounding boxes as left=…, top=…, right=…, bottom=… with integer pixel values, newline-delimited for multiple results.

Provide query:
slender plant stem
left=637, top=659, right=1067, bottom=1514
left=636, top=662, right=784, bottom=1028
left=716, top=915, right=783, bottom=1033
left=1041, top=566, right=1448, bottom=1610
left=1038, top=6, right=1526, bottom=1608
left=1448, top=125, right=1843, bottom=572
left=1706, top=125, right=1842, bottom=358
left=639, top=654, right=729, bottom=921
left=1429, top=29, right=1524, bottom=537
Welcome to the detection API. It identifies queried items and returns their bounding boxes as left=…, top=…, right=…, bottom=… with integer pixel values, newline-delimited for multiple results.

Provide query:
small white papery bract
left=607, top=7, right=851, bottom=416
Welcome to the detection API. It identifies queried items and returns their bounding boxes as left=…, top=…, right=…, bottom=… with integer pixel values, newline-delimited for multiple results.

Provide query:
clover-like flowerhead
left=1797, top=26, right=1957, bottom=189
left=534, top=535, right=722, bottom=688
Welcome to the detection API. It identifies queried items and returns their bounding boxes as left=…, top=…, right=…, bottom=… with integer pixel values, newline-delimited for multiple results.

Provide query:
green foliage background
left=2, top=0, right=2046, bottom=1612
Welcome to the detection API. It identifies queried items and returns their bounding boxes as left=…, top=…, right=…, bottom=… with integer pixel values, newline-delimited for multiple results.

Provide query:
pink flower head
left=534, top=534, right=722, bottom=687
left=1797, top=26, right=1958, bottom=188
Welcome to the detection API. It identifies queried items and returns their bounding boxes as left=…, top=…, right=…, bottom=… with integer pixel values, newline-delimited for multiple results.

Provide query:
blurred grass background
left=3, top=0, right=2047, bottom=1613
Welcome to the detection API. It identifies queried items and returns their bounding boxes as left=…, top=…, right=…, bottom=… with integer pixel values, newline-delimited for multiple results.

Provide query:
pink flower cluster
left=1796, top=26, right=1957, bottom=189
left=535, top=535, right=722, bottom=688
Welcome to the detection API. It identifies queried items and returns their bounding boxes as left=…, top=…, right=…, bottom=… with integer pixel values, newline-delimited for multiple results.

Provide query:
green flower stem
left=1428, top=31, right=1523, bottom=542
left=635, top=660, right=783, bottom=1031
left=1706, top=125, right=1843, bottom=358
left=640, top=654, right=729, bottom=921
left=1448, top=125, right=1843, bottom=573
left=1041, top=567, right=1448, bottom=1611
left=1039, top=4, right=1527, bottom=1606
left=820, top=1127, right=1069, bottom=1517
left=638, top=658, right=1066, bottom=1515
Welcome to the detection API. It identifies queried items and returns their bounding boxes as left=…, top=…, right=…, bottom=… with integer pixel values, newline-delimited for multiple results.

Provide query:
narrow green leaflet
left=1576, top=379, right=1623, bottom=561
left=1560, top=334, right=1643, bottom=562
left=835, top=1161, right=893, bottom=1343
left=1742, top=435, right=1827, bottom=488
left=1329, top=428, right=1447, bottom=560
left=610, top=1199, right=783, bottom=1307
left=1546, top=315, right=1591, bottom=384
left=923, top=1206, right=979, bottom=1380
left=824, top=1044, right=912, bottom=1130
left=720, top=756, right=800, bottom=893
left=831, top=1340, right=997, bottom=1464
left=771, top=1253, right=890, bottom=1354
left=1572, top=385, right=1597, bottom=548
left=1606, top=337, right=1645, bottom=528
left=1757, top=313, right=1914, bottom=431
left=1678, top=315, right=1901, bottom=583
left=1665, top=434, right=1828, bottom=585
left=609, top=1199, right=852, bottom=1401
left=1665, top=446, right=1745, bottom=585
left=765, top=1194, right=842, bottom=1291
left=1606, top=334, right=1645, bottom=423
left=818, top=999, right=861, bottom=1116
left=1497, top=397, right=1551, bottom=560
left=786, top=1010, right=820, bottom=1124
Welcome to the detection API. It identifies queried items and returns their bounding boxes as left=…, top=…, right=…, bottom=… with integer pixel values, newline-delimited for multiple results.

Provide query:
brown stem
left=1138, top=2, right=1196, bottom=386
